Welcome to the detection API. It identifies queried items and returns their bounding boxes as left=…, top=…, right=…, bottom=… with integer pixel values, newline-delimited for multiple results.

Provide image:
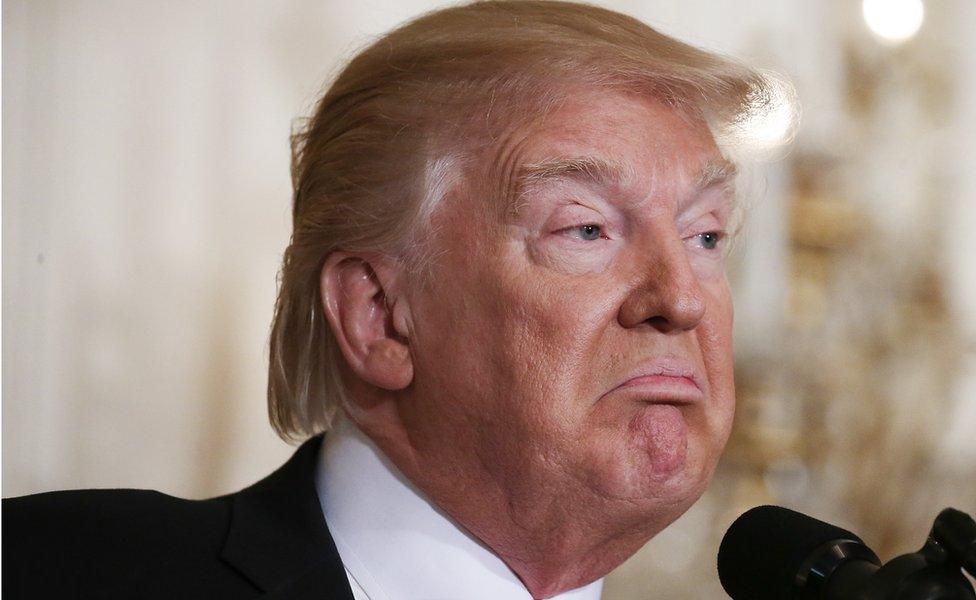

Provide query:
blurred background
left=4, top=0, right=975, bottom=597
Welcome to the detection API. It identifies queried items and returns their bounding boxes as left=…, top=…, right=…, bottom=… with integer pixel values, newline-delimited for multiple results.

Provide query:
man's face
left=399, top=90, right=735, bottom=536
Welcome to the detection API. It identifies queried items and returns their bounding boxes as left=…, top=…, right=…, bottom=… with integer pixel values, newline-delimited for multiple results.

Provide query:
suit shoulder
left=4, top=487, right=230, bottom=538
left=3, top=488, right=240, bottom=596
left=6, top=487, right=191, bottom=513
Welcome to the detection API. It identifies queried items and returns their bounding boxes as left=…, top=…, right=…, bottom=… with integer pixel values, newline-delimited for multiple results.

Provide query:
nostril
left=645, top=315, right=673, bottom=331
left=617, top=264, right=707, bottom=330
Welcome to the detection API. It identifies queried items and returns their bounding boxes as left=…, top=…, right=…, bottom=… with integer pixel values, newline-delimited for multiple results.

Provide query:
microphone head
left=717, top=505, right=868, bottom=600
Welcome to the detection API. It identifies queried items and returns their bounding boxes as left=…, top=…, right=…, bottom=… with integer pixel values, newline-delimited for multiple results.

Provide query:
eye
left=562, top=224, right=604, bottom=241
left=694, top=231, right=724, bottom=250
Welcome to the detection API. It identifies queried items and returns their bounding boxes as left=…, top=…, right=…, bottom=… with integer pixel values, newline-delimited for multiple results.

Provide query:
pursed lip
left=606, top=357, right=704, bottom=405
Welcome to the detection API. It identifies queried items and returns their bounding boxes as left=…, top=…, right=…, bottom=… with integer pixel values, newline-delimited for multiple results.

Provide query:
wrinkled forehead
left=473, top=89, right=731, bottom=216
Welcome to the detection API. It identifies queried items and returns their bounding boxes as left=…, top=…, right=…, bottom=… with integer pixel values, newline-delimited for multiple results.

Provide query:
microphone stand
left=812, top=508, right=976, bottom=600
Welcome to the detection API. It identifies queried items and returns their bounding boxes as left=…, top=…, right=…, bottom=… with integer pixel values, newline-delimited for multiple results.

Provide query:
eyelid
left=548, top=201, right=611, bottom=233
left=678, top=194, right=731, bottom=230
left=556, top=223, right=610, bottom=241
left=681, top=207, right=725, bottom=235
left=684, top=222, right=726, bottom=237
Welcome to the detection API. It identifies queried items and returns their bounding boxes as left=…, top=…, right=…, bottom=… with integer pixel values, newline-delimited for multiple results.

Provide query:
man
left=4, top=1, right=767, bottom=598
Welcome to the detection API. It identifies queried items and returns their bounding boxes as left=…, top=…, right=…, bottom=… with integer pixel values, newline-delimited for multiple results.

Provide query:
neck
left=453, top=498, right=659, bottom=598
left=370, top=431, right=665, bottom=598
left=324, top=414, right=608, bottom=600
left=347, top=390, right=671, bottom=598
left=501, top=534, right=648, bottom=598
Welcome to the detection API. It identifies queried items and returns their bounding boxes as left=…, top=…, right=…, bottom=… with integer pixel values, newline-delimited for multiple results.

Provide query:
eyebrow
left=510, top=156, right=627, bottom=215
left=508, top=155, right=738, bottom=215
left=518, top=156, right=626, bottom=187
left=695, top=158, right=738, bottom=189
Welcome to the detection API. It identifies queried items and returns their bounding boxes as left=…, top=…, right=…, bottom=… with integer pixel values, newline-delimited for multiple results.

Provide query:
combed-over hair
left=268, top=0, right=770, bottom=441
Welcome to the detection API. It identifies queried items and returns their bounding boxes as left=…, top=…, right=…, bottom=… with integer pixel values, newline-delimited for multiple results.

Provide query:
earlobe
left=320, top=252, right=414, bottom=392
left=363, top=338, right=413, bottom=389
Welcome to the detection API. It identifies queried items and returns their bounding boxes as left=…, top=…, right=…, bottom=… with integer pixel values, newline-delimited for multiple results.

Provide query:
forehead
left=488, top=90, right=726, bottom=213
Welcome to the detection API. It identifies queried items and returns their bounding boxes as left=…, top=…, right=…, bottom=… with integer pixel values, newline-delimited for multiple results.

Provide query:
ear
left=320, top=252, right=414, bottom=393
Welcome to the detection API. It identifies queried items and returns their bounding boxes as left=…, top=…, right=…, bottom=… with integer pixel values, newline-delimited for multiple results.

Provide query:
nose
left=617, top=234, right=707, bottom=333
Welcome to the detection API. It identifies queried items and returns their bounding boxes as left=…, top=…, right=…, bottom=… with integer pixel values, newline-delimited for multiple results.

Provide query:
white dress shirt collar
left=315, top=414, right=604, bottom=600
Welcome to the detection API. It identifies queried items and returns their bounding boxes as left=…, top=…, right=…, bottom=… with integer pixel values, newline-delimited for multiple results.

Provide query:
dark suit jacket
left=2, top=435, right=356, bottom=599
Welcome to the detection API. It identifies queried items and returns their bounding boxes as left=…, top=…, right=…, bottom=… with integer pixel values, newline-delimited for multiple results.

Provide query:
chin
left=581, top=436, right=709, bottom=508
left=646, top=452, right=711, bottom=507
left=641, top=404, right=732, bottom=499
left=635, top=456, right=714, bottom=532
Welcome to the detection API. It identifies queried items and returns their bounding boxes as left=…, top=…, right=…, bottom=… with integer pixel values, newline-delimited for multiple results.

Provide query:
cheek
left=412, top=248, right=611, bottom=420
left=699, top=279, right=736, bottom=434
left=477, top=269, right=626, bottom=443
left=491, top=272, right=610, bottom=396
left=525, top=238, right=616, bottom=275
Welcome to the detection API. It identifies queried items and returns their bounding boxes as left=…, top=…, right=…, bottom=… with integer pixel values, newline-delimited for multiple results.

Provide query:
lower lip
left=619, top=375, right=701, bottom=403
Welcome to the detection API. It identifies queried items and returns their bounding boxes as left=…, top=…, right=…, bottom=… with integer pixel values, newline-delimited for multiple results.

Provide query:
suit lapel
left=220, top=435, right=355, bottom=599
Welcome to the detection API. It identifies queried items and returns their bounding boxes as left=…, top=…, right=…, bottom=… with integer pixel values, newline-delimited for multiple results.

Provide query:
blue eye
left=571, top=224, right=603, bottom=241
left=697, top=231, right=723, bottom=250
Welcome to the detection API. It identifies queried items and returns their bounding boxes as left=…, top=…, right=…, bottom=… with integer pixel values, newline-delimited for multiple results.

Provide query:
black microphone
left=718, top=505, right=880, bottom=600
left=717, top=505, right=976, bottom=600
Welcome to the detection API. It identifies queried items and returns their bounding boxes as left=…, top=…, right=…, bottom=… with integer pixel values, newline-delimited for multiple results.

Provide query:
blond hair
left=268, top=0, right=769, bottom=441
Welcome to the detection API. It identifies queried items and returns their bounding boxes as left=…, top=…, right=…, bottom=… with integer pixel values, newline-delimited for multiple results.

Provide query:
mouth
left=606, top=358, right=704, bottom=405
